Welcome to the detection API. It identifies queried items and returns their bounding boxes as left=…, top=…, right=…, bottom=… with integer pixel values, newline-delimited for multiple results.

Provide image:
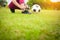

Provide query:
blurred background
left=0, top=0, right=60, bottom=10
left=0, top=0, right=60, bottom=40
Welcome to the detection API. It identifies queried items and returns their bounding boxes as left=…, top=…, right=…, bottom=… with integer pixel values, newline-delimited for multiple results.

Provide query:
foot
left=22, top=10, right=31, bottom=14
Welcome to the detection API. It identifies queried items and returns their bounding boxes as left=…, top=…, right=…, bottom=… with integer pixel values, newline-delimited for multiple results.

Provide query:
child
left=9, top=0, right=30, bottom=13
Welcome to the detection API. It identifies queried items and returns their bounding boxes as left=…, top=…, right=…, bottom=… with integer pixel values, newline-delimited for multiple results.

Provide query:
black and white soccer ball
left=32, top=4, right=41, bottom=12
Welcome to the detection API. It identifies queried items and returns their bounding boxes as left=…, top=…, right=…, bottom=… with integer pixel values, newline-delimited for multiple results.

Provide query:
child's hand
left=20, top=4, right=26, bottom=10
left=20, top=6, right=26, bottom=10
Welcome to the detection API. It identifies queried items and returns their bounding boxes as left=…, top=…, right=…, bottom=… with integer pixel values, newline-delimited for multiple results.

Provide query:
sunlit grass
left=0, top=8, right=60, bottom=40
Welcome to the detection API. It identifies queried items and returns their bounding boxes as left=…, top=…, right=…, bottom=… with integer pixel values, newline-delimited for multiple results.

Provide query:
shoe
left=22, top=10, right=31, bottom=14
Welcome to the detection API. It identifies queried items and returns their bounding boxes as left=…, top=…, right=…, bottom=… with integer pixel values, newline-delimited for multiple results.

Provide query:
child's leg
left=10, top=8, right=15, bottom=13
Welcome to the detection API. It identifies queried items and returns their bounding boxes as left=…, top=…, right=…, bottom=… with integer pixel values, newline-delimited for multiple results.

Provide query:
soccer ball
left=32, top=4, right=41, bottom=12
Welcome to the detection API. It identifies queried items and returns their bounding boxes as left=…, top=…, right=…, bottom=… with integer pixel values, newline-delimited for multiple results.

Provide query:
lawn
left=0, top=8, right=60, bottom=40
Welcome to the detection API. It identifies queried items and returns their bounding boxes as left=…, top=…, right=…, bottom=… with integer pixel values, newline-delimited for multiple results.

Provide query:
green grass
left=0, top=8, right=60, bottom=40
